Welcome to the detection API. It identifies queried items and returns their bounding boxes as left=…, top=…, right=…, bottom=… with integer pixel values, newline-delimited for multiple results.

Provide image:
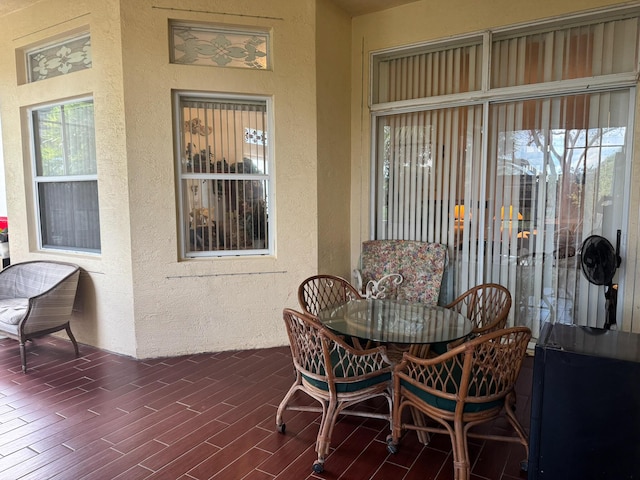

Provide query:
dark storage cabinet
left=528, top=322, right=640, bottom=479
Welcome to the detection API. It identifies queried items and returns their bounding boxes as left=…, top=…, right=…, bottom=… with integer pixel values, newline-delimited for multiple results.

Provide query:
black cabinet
left=528, top=322, right=640, bottom=479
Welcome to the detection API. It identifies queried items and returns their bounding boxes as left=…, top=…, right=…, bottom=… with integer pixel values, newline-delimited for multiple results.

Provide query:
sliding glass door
left=370, top=8, right=639, bottom=336
left=488, top=92, right=631, bottom=333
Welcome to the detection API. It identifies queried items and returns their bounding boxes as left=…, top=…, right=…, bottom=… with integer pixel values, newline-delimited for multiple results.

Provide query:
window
left=370, top=9, right=639, bottom=334
left=170, top=22, right=270, bottom=70
left=175, top=93, right=271, bottom=257
left=25, top=32, right=92, bottom=83
left=32, top=99, right=100, bottom=253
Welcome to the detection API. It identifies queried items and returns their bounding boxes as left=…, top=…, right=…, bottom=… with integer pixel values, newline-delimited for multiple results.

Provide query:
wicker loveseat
left=0, top=261, right=81, bottom=372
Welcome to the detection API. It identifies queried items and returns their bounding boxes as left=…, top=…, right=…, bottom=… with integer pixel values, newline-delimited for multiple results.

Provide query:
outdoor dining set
left=275, top=240, right=532, bottom=480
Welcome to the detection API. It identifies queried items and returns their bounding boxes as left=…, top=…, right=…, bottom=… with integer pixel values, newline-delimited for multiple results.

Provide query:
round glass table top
left=318, top=298, right=472, bottom=344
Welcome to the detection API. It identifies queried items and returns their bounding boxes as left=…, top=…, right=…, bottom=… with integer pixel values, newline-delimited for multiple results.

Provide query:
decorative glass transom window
left=170, top=22, right=270, bottom=70
left=32, top=99, right=101, bottom=253
left=175, top=93, right=272, bottom=257
left=26, top=33, right=92, bottom=83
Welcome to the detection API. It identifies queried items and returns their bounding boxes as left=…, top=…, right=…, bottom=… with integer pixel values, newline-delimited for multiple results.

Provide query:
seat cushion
left=400, top=377, right=503, bottom=413
left=0, top=298, right=29, bottom=326
left=303, top=370, right=391, bottom=393
left=302, top=350, right=391, bottom=393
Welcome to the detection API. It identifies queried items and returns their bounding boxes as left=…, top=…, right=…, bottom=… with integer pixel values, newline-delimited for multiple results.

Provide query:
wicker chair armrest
left=20, top=270, right=80, bottom=335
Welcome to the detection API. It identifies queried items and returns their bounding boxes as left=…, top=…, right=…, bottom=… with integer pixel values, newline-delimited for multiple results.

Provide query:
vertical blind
left=372, top=13, right=638, bottom=336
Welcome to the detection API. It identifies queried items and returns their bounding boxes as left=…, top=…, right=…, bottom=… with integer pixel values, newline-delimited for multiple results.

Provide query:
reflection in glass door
left=488, top=91, right=631, bottom=333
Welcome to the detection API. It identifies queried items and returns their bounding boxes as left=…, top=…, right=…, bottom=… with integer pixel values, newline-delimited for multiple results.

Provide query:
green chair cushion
left=301, top=350, right=391, bottom=393
left=401, top=379, right=503, bottom=412
left=430, top=341, right=449, bottom=355
left=303, top=371, right=391, bottom=393
left=400, top=356, right=504, bottom=413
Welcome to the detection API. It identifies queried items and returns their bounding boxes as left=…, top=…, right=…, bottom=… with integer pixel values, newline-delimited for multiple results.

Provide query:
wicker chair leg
left=275, top=381, right=301, bottom=431
left=451, top=421, right=470, bottom=480
left=311, top=401, right=334, bottom=474
left=504, top=393, right=530, bottom=465
left=19, top=341, right=27, bottom=373
left=390, top=397, right=403, bottom=447
left=65, top=323, right=80, bottom=357
left=316, top=400, right=337, bottom=458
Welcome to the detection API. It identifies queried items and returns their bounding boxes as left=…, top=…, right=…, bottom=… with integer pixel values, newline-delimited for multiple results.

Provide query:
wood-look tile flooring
left=0, top=336, right=532, bottom=479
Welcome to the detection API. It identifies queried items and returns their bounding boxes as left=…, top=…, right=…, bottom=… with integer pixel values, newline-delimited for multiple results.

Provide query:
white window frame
left=174, top=91, right=275, bottom=258
left=30, top=96, right=101, bottom=255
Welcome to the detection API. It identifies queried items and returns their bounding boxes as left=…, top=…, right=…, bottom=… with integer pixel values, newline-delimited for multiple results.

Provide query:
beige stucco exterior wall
left=348, top=0, right=640, bottom=331
left=121, top=0, right=319, bottom=357
left=316, top=0, right=352, bottom=278
left=0, top=0, right=323, bottom=358
left=0, top=0, right=137, bottom=355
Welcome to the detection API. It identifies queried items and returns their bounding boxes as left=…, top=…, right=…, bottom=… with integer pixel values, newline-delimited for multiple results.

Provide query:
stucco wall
left=120, top=0, right=321, bottom=357
left=0, top=0, right=322, bottom=358
left=0, top=0, right=137, bottom=356
left=348, top=0, right=640, bottom=330
left=316, top=0, right=352, bottom=278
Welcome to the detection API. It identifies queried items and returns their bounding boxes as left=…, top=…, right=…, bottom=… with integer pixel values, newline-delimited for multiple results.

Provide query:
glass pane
left=181, top=100, right=267, bottom=175
left=179, top=97, right=269, bottom=255
left=183, top=178, right=268, bottom=252
left=492, top=17, right=640, bottom=88
left=27, top=33, right=92, bottom=83
left=38, top=181, right=101, bottom=252
left=372, top=42, right=483, bottom=104
left=488, top=91, right=629, bottom=331
left=33, top=101, right=97, bottom=176
left=170, top=23, right=269, bottom=70
left=374, top=91, right=629, bottom=331
left=374, top=105, right=485, bottom=303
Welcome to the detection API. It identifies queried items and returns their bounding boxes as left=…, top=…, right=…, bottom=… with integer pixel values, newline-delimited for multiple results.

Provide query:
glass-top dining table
left=317, top=298, right=472, bottom=345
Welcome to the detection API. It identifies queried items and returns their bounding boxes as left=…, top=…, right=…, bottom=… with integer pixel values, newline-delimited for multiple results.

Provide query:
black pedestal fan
left=579, top=230, right=622, bottom=329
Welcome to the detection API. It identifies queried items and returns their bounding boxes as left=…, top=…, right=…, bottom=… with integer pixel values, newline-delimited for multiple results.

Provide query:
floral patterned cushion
left=359, top=240, right=448, bottom=304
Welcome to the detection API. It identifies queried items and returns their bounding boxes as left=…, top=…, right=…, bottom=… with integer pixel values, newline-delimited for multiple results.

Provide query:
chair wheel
left=520, top=460, right=528, bottom=472
left=277, top=423, right=286, bottom=433
left=386, top=435, right=398, bottom=454
left=312, top=461, right=324, bottom=473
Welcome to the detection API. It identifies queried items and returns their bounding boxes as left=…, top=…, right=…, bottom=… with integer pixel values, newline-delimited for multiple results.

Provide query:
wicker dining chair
left=298, top=274, right=362, bottom=316
left=276, top=308, right=394, bottom=474
left=445, top=283, right=512, bottom=335
left=388, top=326, right=532, bottom=480
left=439, top=283, right=512, bottom=352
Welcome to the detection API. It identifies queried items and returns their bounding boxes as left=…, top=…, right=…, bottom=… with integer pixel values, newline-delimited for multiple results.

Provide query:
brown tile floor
left=0, top=335, right=532, bottom=479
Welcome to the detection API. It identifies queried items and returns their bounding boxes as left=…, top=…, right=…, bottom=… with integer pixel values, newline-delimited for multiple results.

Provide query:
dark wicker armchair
left=0, top=261, right=81, bottom=372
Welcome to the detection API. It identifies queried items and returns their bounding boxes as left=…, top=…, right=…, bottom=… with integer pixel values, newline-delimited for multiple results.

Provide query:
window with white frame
left=175, top=93, right=271, bottom=257
left=370, top=8, right=640, bottom=335
left=32, top=99, right=100, bottom=252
